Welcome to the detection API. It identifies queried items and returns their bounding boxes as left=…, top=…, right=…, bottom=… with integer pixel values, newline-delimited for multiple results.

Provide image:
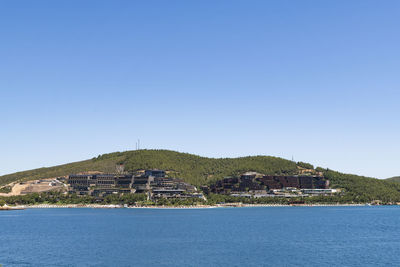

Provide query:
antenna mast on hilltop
left=135, top=139, right=141, bottom=150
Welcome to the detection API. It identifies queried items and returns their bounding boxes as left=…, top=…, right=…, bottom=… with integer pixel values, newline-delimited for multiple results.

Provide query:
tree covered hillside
left=324, top=170, right=400, bottom=202
left=0, top=150, right=297, bottom=186
left=0, top=153, right=126, bottom=186
left=386, top=176, right=400, bottom=183
left=85, top=150, right=299, bottom=185
left=1, top=149, right=400, bottom=202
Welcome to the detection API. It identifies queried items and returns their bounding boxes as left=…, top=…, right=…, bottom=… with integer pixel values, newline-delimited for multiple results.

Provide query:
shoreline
left=3, top=203, right=373, bottom=210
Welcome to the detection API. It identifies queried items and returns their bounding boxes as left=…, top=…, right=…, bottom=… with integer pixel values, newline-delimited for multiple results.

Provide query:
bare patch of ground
left=0, top=179, right=66, bottom=196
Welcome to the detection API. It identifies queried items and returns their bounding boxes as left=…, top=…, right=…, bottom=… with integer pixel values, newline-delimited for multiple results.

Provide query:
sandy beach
left=4, top=203, right=369, bottom=210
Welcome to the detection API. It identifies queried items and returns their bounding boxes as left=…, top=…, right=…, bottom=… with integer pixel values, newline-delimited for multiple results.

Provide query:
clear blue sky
left=1, top=0, right=399, bottom=178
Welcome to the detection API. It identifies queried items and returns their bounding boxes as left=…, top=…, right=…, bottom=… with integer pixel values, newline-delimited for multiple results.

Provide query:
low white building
left=301, top=189, right=338, bottom=195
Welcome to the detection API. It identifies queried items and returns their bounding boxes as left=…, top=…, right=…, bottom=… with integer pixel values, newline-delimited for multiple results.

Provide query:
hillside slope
left=0, top=150, right=297, bottom=186
left=1, top=149, right=400, bottom=202
left=325, top=171, right=400, bottom=202
left=386, top=176, right=400, bottom=183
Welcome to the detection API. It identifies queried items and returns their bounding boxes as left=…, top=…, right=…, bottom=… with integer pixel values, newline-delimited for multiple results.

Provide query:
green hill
left=1, top=149, right=400, bottom=202
left=0, top=150, right=297, bottom=187
left=323, top=170, right=400, bottom=202
left=386, top=176, right=400, bottom=183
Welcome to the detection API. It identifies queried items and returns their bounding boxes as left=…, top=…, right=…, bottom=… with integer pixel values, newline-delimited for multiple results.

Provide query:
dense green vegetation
left=0, top=192, right=205, bottom=206
left=0, top=191, right=147, bottom=206
left=122, top=150, right=298, bottom=185
left=386, top=176, right=400, bottom=183
left=0, top=154, right=126, bottom=186
left=1, top=149, right=400, bottom=204
left=325, top=170, right=400, bottom=203
left=0, top=190, right=395, bottom=206
left=296, top=162, right=314, bottom=170
left=0, top=149, right=297, bottom=186
left=0, top=186, right=11, bottom=193
left=205, top=193, right=368, bottom=205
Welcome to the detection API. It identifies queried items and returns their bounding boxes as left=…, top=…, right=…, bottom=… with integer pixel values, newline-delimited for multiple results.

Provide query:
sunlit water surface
left=1, top=206, right=399, bottom=266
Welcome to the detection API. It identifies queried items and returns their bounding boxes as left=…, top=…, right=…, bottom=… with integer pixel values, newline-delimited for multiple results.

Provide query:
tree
left=297, top=162, right=314, bottom=170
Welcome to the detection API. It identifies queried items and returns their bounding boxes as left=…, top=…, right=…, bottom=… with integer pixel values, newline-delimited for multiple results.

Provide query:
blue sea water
left=1, top=206, right=400, bottom=266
